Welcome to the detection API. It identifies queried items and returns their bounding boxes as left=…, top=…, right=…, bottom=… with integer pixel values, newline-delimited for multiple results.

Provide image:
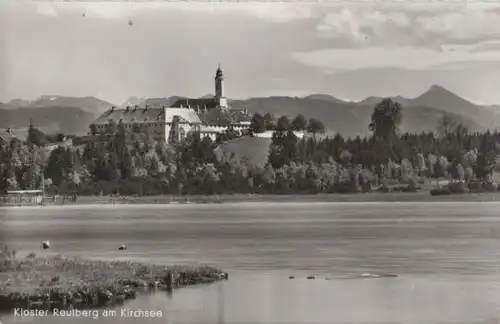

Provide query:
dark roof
left=171, top=98, right=218, bottom=109
left=92, top=107, right=164, bottom=125
left=91, top=107, right=202, bottom=125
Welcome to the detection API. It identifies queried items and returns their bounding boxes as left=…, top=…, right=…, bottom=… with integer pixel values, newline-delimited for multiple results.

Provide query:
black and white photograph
left=1, top=0, right=500, bottom=323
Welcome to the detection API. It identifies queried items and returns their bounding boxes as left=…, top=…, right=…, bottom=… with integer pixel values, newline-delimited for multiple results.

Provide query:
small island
left=0, top=248, right=228, bottom=311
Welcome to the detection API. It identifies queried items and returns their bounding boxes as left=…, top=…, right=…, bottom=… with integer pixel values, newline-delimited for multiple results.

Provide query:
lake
left=1, top=202, right=500, bottom=324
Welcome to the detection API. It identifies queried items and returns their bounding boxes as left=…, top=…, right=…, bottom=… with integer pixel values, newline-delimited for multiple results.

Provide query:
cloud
left=415, top=8, right=500, bottom=43
left=292, top=46, right=500, bottom=72
left=36, top=2, right=57, bottom=18
left=315, top=4, right=500, bottom=48
left=2, top=1, right=500, bottom=105
left=34, top=1, right=316, bottom=23
left=317, top=8, right=412, bottom=44
left=442, top=40, right=500, bottom=53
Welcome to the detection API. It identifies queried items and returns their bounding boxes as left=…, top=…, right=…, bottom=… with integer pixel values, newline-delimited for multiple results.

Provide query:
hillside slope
left=215, top=137, right=271, bottom=168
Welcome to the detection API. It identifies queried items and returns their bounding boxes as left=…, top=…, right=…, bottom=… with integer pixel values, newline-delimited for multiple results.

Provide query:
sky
left=1, top=0, right=500, bottom=106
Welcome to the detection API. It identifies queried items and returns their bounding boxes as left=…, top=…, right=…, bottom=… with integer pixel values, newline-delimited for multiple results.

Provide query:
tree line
left=1, top=99, right=499, bottom=196
left=250, top=113, right=325, bottom=135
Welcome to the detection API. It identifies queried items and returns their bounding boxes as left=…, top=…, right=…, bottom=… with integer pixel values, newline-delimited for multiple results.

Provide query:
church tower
left=214, top=64, right=228, bottom=109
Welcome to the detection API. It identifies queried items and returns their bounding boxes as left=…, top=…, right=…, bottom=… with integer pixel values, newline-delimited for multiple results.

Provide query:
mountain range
left=231, top=85, right=499, bottom=137
left=1, top=95, right=114, bottom=114
left=1, top=86, right=498, bottom=138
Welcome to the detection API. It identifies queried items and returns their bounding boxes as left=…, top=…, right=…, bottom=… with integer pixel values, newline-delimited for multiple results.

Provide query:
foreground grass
left=0, top=254, right=227, bottom=311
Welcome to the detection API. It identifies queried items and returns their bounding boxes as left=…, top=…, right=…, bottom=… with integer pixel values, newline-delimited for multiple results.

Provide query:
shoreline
left=4, top=191, right=500, bottom=208
left=0, top=254, right=227, bottom=312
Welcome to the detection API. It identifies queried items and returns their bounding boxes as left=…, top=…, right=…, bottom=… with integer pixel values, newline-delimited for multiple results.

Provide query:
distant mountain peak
left=303, top=94, right=346, bottom=104
left=420, top=84, right=461, bottom=97
left=416, top=84, right=472, bottom=104
left=429, top=84, right=447, bottom=91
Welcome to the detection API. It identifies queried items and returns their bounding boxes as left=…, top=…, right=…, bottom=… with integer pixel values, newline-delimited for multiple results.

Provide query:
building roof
left=91, top=107, right=202, bottom=125
left=164, top=108, right=202, bottom=124
left=171, top=98, right=219, bottom=110
left=92, top=107, right=164, bottom=125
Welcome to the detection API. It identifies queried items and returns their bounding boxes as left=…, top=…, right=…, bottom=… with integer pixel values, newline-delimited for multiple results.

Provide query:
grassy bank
left=0, top=253, right=227, bottom=311
left=68, top=191, right=500, bottom=205
left=5, top=187, right=500, bottom=208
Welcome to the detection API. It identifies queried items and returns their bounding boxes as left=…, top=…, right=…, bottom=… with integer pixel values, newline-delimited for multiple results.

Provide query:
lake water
left=2, top=202, right=500, bottom=324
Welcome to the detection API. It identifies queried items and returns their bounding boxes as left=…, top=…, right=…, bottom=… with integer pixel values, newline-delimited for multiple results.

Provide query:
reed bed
left=0, top=250, right=227, bottom=311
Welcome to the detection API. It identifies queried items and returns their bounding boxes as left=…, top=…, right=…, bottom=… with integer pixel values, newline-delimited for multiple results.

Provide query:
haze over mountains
left=1, top=86, right=498, bottom=138
left=0, top=95, right=114, bottom=135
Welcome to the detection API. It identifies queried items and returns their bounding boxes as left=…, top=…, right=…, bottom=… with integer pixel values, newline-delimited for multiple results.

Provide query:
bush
left=402, top=179, right=419, bottom=192
left=417, top=178, right=427, bottom=184
left=447, top=181, right=467, bottom=194
left=379, top=184, right=390, bottom=193
left=381, top=178, right=399, bottom=186
left=483, top=182, right=497, bottom=192
left=333, top=182, right=359, bottom=194
left=468, top=180, right=497, bottom=193
left=361, top=182, right=372, bottom=193
left=468, top=180, right=482, bottom=193
left=430, top=188, right=451, bottom=196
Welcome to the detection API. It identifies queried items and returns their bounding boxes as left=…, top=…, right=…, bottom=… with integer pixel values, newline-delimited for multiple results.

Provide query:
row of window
left=94, top=122, right=197, bottom=130
left=94, top=123, right=166, bottom=130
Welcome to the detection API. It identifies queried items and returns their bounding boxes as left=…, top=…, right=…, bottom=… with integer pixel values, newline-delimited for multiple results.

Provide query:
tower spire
left=214, top=63, right=228, bottom=110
